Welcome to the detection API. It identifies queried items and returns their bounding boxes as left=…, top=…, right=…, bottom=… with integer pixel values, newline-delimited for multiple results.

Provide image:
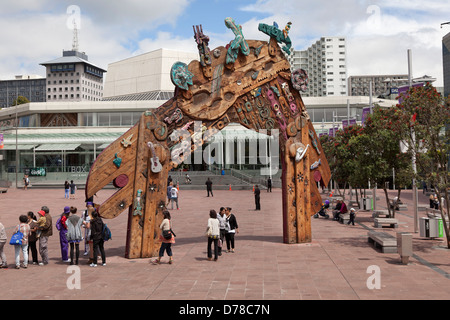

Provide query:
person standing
left=38, top=206, right=52, bottom=266
left=82, top=204, right=95, bottom=264
left=217, top=207, right=227, bottom=256
left=170, top=185, right=179, bottom=210
left=151, top=210, right=175, bottom=265
left=254, top=185, right=261, bottom=210
left=267, top=178, right=272, bottom=192
left=64, top=181, right=70, bottom=199
left=0, top=220, right=7, bottom=268
left=166, top=182, right=173, bottom=206
left=224, top=207, right=238, bottom=253
left=205, top=178, right=213, bottom=197
left=56, top=206, right=71, bottom=263
left=27, top=211, right=39, bottom=265
left=66, top=206, right=84, bottom=265
left=90, top=210, right=106, bottom=267
left=69, top=180, right=76, bottom=200
left=23, top=175, right=30, bottom=190
left=206, top=209, right=220, bottom=261
left=13, top=215, right=31, bottom=269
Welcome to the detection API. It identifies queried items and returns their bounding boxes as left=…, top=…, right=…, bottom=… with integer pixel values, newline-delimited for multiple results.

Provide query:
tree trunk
left=383, top=187, right=392, bottom=218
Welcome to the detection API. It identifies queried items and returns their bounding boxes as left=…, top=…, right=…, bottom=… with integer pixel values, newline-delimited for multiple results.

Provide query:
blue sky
left=1, top=0, right=450, bottom=86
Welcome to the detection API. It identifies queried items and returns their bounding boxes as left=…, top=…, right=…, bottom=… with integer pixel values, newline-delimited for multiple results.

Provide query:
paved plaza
left=0, top=185, right=449, bottom=301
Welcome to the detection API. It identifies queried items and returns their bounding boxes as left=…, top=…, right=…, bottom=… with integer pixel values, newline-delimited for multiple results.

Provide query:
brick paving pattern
left=0, top=186, right=449, bottom=300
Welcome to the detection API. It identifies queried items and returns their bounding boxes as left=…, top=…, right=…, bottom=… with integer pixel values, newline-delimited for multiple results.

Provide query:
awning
left=35, top=143, right=80, bottom=151
left=1, top=144, right=37, bottom=150
left=97, top=143, right=111, bottom=149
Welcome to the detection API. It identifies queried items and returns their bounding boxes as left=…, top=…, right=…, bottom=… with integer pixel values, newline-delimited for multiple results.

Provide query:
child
left=347, top=208, right=356, bottom=226
left=36, top=211, right=46, bottom=239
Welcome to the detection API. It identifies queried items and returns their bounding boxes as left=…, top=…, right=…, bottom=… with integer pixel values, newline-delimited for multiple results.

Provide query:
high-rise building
left=443, top=32, right=450, bottom=98
left=287, top=37, right=347, bottom=97
left=0, top=75, right=46, bottom=108
left=40, top=50, right=106, bottom=102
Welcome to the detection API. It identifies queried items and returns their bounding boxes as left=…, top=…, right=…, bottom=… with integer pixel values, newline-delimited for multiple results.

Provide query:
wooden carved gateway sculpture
left=85, top=18, right=331, bottom=258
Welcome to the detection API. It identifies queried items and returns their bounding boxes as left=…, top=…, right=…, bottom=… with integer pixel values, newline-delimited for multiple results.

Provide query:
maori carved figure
left=85, top=18, right=331, bottom=258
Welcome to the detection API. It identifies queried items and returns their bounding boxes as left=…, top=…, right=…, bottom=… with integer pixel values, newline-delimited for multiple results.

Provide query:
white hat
left=350, top=208, right=356, bottom=212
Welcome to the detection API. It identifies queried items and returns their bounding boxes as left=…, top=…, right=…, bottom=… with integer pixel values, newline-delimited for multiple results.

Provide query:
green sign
left=438, top=219, right=444, bottom=238
left=29, top=167, right=46, bottom=177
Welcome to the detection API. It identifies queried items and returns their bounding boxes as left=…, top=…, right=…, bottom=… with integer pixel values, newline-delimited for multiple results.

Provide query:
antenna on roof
left=72, top=20, right=79, bottom=51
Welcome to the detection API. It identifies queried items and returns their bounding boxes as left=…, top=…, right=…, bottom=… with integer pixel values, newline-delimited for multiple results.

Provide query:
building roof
left=40, top=56, right=106, bottom=72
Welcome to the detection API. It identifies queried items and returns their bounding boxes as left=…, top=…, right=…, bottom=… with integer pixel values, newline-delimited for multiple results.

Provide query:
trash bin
left=397, top=232, right=413, bottom=265
left=360, top=197, right=373, bottom=211
left=419, top=217, right=444, bottom=238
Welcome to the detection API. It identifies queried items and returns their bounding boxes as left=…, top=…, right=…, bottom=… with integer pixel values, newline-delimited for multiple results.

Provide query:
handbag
left=205, top=227, right=212, bottom=237
left=162, top=229, right=173, bottom=240
left=10, top=226, right=24, bottom=245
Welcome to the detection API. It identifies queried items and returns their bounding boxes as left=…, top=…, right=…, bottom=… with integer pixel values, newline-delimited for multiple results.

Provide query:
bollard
left=397, top=232, right=413, bottom=265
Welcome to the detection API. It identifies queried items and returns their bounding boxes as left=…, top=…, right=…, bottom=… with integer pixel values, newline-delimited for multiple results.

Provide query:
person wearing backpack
left=90, top=209, right=106, bottom=267
left=170, top=185, right=179, bottom=210
left=13, top=215, right=31, bottom=269
left=66, top=207, right=84, bottom=265
left=56, top=206, right=70, bottom=263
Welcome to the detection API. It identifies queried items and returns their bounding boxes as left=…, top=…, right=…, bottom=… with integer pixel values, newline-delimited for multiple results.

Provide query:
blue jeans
left=65, top=189, right=70, bottom=199
left=15, top=244, right=29, bottom=267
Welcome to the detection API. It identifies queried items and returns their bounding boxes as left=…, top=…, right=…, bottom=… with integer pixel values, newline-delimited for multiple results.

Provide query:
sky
left=1, top=0, right=450, bottom=87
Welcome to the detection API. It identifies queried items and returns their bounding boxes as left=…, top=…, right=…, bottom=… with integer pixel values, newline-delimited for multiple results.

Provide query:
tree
left=359, top=107, right=413, bottom=217
left=11, top=96, right=30, bottom=106
left=397, top=83, right=450, bottom=247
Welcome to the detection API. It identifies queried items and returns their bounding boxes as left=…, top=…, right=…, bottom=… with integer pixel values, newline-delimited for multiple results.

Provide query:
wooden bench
left=0, top=189, right=7, bottom=194
left=374, top=218, right=398, bottom=228
left=368, top=231, right=398, bottom=253
left=338, top=213, right=350, bottom=224
left=372, top=210, right=389, bottom=218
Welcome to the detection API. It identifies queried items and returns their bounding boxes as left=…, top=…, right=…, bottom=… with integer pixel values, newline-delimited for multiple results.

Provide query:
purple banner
left=342, top=119, right=357, bottom=128
left=361, top=107, right=371, bottom=126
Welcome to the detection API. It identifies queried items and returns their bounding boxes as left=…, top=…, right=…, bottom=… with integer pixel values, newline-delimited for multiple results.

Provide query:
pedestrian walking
left=13, top=215, right=31, bottom=269
left=217, top=207, right=227, bottom=256
left=170, top=185, right=179, bottom=210
left=205, top=178, right=213, bottom=197
left=0, top=220, right=7, bottom=268
left=254, top=185, right=261, bottom=210
left=206, top=209, right=220, bottom=261
left=69, top=180, right=76, bottom=199
left=38, top=206, right=52, bottom=266
left=224, top=207, right=238, bottom=253
left=151, top=210, right=175, bottom=265
left=56, top=206, right=71, bottom=263
left=90, top=209, right=106, bottom=267
left=66, top=206, right=84, bottom=265
left=347, top=208, right=356, bottom=226
left=64, top=181, right=70, bottom=199
left=27, top=211, right=39, bottom=265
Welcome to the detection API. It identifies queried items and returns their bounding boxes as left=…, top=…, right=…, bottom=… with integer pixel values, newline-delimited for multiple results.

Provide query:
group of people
left=151, top=206, right=239, bottom=265
left=64, top=180, right=77, bottom=199
left=331, top=198, right=356, bottom=226
left=0, top=202, right=107, bottom=269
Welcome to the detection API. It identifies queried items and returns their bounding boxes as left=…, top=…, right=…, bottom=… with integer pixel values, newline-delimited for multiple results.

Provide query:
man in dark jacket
left=254, top=185, right=261, bottom=210
left=38, top=206, right=53, bottom=265
left=205, top=178, right=213, bottom=197
left=90, top=210, right=106, bottom=267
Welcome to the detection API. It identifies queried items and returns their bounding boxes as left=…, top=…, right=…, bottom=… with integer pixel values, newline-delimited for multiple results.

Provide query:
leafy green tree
left=396, top=83, right=450, bottom=247
left=11, top=96, right=30, bottom=106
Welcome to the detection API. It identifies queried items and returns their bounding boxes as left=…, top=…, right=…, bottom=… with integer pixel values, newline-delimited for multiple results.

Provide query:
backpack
left=102, top=223, right=112, bottom=241
left=170, top=187, right=178, bottom=198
